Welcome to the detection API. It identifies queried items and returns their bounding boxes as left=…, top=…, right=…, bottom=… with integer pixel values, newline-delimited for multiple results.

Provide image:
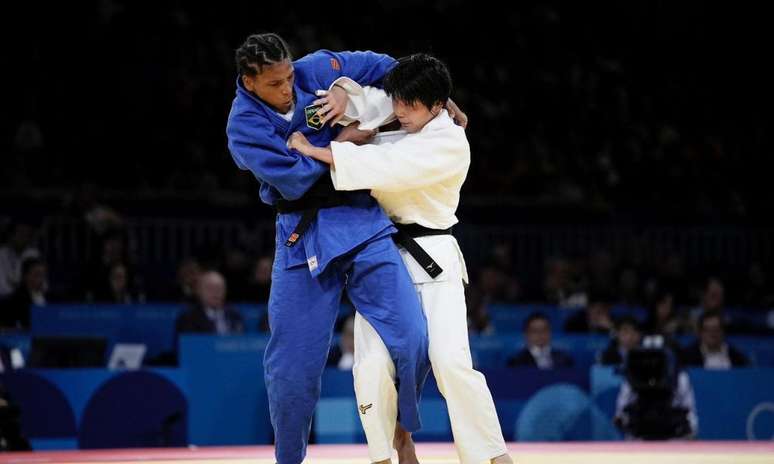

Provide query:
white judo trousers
left=352, top=235, right=508, bottom=464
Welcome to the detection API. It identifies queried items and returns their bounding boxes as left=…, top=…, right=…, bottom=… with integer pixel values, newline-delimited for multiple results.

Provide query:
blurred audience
left=0, top=221, right=41, bottom=299
left=688, top=277, right=726, bottom=329
left=680, top=312, right=750, bottom=369
left=246, top=255, right=273, bottom=303
left=175, top=270, right=244, bottom=336
left=327, top=315, right=355, bottom=371
left=599, top=316, right=642, bottom=366
left=0, top=258, right=48, bottom=330
left=644, top=288, right=688, bottom=351
left=81, top=230, right=132, bottom=302
left=465, top=270, right=497, bottom=335
left=171, top=257, right=202, bottom=303
left=543, top=256, right=586, bottom=308
left=508, top=313, right=574, bottom=369
left=94, top=263, right=142, bottom=304
left=564, top=290, right=615, bottom=334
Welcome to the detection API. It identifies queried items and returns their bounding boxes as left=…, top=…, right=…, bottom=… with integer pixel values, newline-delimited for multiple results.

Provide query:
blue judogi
left=226, top=50, right=430, bottom=464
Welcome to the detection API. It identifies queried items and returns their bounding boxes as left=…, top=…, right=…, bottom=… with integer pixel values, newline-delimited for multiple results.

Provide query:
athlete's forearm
left=305, top=145, right=334, bottom=167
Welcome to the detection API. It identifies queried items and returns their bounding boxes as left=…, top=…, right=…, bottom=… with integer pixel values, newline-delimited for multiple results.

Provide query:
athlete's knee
left=354, top=352, right=395, bottom=381
left=429, top=347, right=471, bottom=376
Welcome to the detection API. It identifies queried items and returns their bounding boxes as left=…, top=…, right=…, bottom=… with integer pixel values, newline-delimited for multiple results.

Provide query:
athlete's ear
left=242, top=74, right=254, bottom=92
left=431, top=102, right=444, bottom=116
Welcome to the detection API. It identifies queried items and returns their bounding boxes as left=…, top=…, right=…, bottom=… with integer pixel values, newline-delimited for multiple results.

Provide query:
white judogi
left=329, top=85, right=509, bottom=464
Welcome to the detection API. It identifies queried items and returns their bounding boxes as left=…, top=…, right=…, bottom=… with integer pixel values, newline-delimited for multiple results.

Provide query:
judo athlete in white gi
left=226, top=34, right=432, bottom=464
left=289, top=54, right=512, bottom=464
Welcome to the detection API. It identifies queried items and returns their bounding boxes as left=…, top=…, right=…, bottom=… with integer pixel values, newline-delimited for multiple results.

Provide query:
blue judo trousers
left=226, top=49, right=430, bottom=464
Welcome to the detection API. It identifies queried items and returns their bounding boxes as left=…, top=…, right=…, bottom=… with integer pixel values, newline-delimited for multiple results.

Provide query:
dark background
left=4, top=1, right=771, bottom=222
left=2, top=1, right=773, bottom=307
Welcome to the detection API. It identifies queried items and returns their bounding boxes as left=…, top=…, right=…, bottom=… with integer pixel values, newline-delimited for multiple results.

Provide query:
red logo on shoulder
left=330, top=58, right=340, bottom=71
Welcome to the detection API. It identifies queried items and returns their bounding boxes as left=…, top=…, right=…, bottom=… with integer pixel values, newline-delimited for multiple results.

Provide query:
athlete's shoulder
left=294, top=49, right=343, bottom=72
left=293, top=49, right=348, bottom=79
left=293, top=49, right=344, bottom=90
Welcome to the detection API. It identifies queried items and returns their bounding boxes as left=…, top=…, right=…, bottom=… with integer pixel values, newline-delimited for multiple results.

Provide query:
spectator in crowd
left=465, top=271, right=495, bottom=335
left=327, top=315, right=355, bottom=370
left=246, top=255, right=273, bottom=303
left=175, top=270, right=244, bottom=336
left=0, top=258, right=48, bottom=329
left=680, top=311, right=750, bottom=369
left=82, top=230, right=131, bottom=302
left=172, top=257, right=202, bottom=303
left=544, top=256, right=587, bottom=308
left=700, top=277, right=725, bottom=313
left=564, top=290, right=615, bottom=334
left=508, top=313, right=574, bottom=369
left=644, top=288, right=688, bottom=350
left=94, top=263, right=141, bottom=304
left=600, top=316, right=642, bottom=366
left=688, top=277, right=725, bottom=330
left=480, top=241, right=523, bottom=303
left=0, top=221, right=40, bottom=299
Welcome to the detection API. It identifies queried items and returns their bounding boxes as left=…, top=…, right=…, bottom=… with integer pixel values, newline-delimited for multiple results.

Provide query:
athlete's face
left=242, top=59, right=295, bottom=113
left=392, top=99, right=443, bottom=133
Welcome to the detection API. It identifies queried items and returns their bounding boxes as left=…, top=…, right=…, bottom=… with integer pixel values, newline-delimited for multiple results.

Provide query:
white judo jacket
left=328, top=78, right=470, bottom=283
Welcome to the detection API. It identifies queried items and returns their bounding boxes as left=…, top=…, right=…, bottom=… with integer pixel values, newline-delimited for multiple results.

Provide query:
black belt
left=276, top=192, right=358, bottom=247
left=392, top=224, right=452, bottom=279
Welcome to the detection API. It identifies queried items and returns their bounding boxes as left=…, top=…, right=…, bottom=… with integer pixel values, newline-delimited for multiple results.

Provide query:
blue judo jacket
left=226, top=50, right=397, bottom=276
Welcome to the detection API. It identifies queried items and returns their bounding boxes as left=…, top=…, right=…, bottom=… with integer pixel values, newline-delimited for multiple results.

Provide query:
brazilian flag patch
left=304, top=104, right=323, bottom=130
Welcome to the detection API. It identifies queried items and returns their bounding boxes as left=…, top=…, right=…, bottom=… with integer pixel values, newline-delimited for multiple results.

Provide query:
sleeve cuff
left=329, top=76, right=362, bottom=96
left=329, top=141, right=358, bottom=190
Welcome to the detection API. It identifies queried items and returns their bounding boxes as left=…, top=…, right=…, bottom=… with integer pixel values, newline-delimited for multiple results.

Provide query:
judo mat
left=1, top=441, right=773, bottom=464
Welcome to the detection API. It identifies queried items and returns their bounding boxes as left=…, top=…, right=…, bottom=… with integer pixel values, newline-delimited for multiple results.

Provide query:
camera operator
left=614, top=336, right=698, bottom=440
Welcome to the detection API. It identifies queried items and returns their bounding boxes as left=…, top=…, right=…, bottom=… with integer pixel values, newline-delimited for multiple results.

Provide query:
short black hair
left=383, top=53, right=452, bottom=110
left=523, top=312, right=550, bottom=332
left=235, top=33, right=292, bottom=77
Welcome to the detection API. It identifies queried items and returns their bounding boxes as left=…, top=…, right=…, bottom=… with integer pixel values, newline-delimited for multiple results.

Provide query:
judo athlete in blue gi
left=225, top=33, right=430, bottom=464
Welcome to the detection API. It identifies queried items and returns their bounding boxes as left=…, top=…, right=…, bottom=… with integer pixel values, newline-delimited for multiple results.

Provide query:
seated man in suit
left=508, top=312, right=574, bottom=369
left=680, top=311, right=749, bottom=369
left=175, top=270, right=244, bottom=336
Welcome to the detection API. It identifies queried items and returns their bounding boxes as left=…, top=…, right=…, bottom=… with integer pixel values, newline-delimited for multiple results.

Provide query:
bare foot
left=491, top=453, right=514, bottom=464
left=393, top=423, right=419, bottom=464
